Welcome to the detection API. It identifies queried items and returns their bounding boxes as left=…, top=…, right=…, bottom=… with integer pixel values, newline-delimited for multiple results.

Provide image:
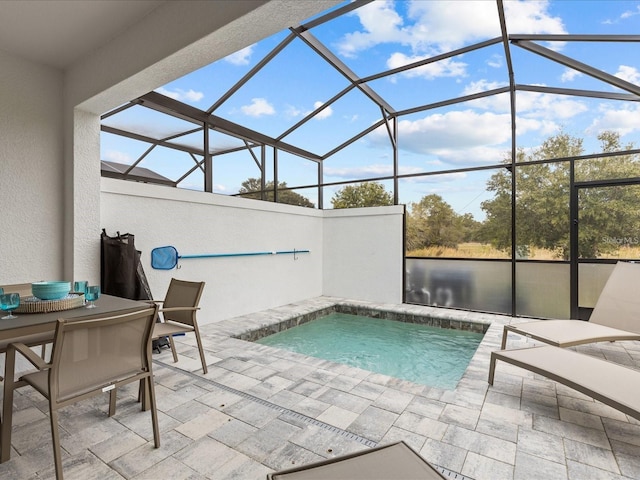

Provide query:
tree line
left=238, top=131, right=640, bottom=259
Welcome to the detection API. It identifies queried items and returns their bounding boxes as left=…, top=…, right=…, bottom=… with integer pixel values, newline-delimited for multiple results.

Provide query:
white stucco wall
left=0, top=51, right=64, bottom=284
left=101, top=179, right=324, bottom=323
left=323, top=207, right=405, bottom=304
left=101, top=179, right=404, bottom=323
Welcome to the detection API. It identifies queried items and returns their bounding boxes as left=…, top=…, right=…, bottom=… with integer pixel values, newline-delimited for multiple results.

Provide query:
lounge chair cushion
left=504, top=319, right=640, bottom=348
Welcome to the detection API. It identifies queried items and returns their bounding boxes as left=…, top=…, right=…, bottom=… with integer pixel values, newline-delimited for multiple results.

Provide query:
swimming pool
left=255, top=312, right=485, bottom=390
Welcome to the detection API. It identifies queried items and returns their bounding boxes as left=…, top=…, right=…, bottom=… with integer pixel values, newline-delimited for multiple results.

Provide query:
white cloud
left=224, top=45, right=254, bottom=65
left=587, top=104, right=640, bottom=136
left=463, top=80, right=507, bottom=94
left=615, top=65, right=640, bottom=84
left=285, top=104, right=302, bottom=118
left=324, top=164, right=423, bottom=178
left=362, top=101, right=584, bottom=165
left=337, top=0, right=566, bottom=59
left=103, top=150, right=133, bottom=164
left=603, top=5, right=640, bottom=24
left=515, top=116, right=559, bottom=137
left=240, top=98, right=275, bottom=117
left=406, top=0, right=502, bottom=52
left=560, top=69, right=582, bottom=83
left=336, top=0, right=566, bottom=84
left=450, top=82, right=511, bottom=113
left=156, top=87, right=204, bottom=102
left=487, top=54, right=503, bottom=69
left=366, top=109, right=512, bottom=164
left=502, top=1, right=566, bottom=36
left=517, top=90, right=588, bottom=120
left=286, top=101, right=334, bottom=120
left=404, top=172, right=468, bottom=184
left=313, top=101, right=333, bottom=119
left=387, top=52, right=467, bottom=79
left=452, top=84, right=584, bottom=136
left=621, top=5, right=640, bottom=19
left=336, top=0, right=410, bottom=58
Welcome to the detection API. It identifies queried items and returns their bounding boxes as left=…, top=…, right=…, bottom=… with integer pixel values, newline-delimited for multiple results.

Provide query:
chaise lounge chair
left=266, top=441, right=447, bottom=479
left=488, top=345, right=640, bottom=421
left=501, top=261, right=640, bottom=349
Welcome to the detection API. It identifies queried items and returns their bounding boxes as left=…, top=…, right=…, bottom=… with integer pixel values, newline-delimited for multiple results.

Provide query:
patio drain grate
left=155, top=359, right=473, bottom=480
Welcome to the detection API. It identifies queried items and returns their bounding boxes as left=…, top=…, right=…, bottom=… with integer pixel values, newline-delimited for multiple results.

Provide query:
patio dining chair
left=152, top=278, right=208, bottom=374
left=1, top=306, right=160, bottom=480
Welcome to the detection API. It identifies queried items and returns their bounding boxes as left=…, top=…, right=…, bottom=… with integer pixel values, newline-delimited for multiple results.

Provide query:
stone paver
left=563, top=438, right=620, bottom=474
left=516, top=427, right=565, bottom=464
left=462, top=451, right=514, bottom=480
left=1, top=296, right=640, bottom=480
left=514, top=451, right=567, bottom=480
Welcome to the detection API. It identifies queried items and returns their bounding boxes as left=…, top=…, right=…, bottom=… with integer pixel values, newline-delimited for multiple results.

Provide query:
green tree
left=575, top=131, right=640, bottom=258
left=407, top=194, right=469, bottom=250
left=331, top=182, right=394, bottom=208
left=238, top=178, right=314, bottom=208
left=480, top=131, right=640, bottom=259
left=478, top=165, right=512, bottom=250
left=481, top=133, right=582, bottom=258
left=459, top=212, right=483, bottom=242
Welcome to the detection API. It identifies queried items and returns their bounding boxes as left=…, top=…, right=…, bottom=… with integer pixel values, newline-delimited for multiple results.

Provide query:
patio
left=1, top=297, right=639, bottom=480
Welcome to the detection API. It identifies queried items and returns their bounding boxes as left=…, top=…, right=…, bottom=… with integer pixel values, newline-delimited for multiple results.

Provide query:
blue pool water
left=256, top=313, right=484, bottom=389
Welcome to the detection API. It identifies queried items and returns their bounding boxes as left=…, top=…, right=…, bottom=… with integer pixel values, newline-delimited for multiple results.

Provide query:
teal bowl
left=32, top=281, right=71, bottom=301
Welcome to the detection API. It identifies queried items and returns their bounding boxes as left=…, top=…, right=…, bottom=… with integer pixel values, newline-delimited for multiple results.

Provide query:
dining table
left=0, top=294, right=150, bottom=463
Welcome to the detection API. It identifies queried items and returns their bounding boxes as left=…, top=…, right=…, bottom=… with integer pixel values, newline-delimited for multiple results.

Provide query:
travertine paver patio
left=1, top=296, right=639, bottom=479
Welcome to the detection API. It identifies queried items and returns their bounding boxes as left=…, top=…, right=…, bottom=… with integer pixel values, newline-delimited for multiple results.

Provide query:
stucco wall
left=101, top=179, right=324, bottom=323
left=0, top=51, right=64, bottom=284
left=101, top=179, right=404, bottom=323
left=323, top=206, right=405, bottom=304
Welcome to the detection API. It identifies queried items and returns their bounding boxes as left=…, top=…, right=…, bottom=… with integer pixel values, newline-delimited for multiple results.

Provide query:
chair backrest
left=49, top=306, right=157, bottom=403
left=0, top=283, right=32, bottom=297
left=162, top=278, right=205, bottom=326
left=590, top=261, right=640, bottom=332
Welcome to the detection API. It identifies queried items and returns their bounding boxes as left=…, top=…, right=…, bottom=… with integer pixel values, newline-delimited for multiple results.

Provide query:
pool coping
left=233, top=302, right=490, bottom=343
left=205, top=296, right=513, bottom=393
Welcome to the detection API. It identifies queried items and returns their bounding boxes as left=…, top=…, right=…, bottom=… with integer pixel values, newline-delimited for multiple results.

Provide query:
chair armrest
left=10, top=342, right=49, bottom=370
left=158, top=306, right=200, bottom=313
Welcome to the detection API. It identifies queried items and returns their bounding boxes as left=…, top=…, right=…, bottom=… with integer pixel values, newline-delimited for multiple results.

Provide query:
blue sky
left=101, top=0, right=640, bottom=219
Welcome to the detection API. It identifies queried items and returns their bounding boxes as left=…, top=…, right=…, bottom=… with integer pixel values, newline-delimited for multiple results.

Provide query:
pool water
left=256, top=313, right=484, bottom=390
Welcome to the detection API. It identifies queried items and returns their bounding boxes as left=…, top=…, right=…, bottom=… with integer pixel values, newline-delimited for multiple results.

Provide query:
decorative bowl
left=31, top=281, right=71, bottom=301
